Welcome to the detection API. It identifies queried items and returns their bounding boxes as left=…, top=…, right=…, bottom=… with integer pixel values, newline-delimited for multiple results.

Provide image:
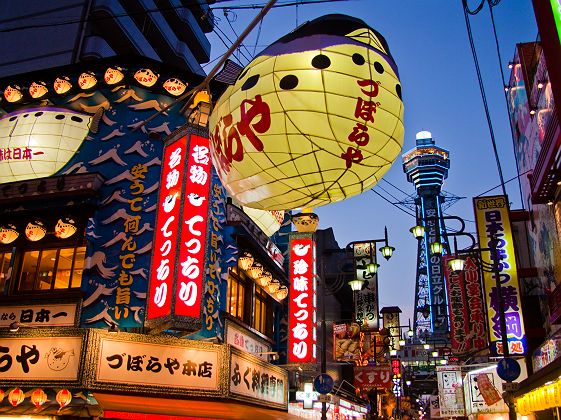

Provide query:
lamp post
left=319, top=229, right=395, bottom=420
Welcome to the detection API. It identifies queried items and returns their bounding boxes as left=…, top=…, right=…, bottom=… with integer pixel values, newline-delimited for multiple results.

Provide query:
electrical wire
left=462, top=0, right=507, bottom=197
left=369, top=189, right=416, bottom=218
left=224, top=9, right=254, bottom=64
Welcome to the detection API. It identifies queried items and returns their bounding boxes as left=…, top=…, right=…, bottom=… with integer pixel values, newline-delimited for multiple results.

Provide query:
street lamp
left=318, top=229, right=395, bottom=420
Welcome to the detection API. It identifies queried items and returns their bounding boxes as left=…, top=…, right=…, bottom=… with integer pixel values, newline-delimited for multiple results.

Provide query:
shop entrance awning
left=94, top=393, right=300, bottom=420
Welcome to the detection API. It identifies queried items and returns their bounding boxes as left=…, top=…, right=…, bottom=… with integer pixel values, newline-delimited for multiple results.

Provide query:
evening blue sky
left=205, top=0, right=538, bottom=324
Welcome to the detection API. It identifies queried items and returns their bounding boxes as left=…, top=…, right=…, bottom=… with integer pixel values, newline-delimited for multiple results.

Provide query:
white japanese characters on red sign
left=147, top=136, right=186, bottom=320
left=288, top=235, right=316, bottom=363
left=175, top=134, right=211, bottom=317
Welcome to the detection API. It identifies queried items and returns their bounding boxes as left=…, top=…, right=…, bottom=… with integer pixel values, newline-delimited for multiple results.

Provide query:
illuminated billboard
left=473, top=195, right=526, bottom=356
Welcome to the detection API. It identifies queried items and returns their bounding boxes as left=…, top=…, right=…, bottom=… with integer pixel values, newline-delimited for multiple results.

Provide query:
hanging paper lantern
left=134, top=68, right=159, bottom=87
left=53, top=77, right=72, bottom=94
left=255, top=270, right=272, bottom=287
left=209, top=14, right=404, bottom=210
left=31, top=388, right=47, bottom=407
left=25, top=220, right=46, bottom=241
left=0, top=223, right=19, bottom=244
left=104, top=66, right=125, bottom=85
left=0, top=389, right=4, bottom=403
left=266, top=279, right=280, bottom=294
left=54, top=217, right=77, bottom=239
left=78, top=71, right=97, bottom=90
left=4, top=85, right=23, bottom=103
left=29, top=81, right=48, bottom=99
left=0, top=108, right=92, bottom=184
left=163, top=78, right=187, bottom=96
left=243, top=207, right=285, bottom=236
left=237, top=251, right=254, bottom=271
left=276, top=286, right=288, bottom=300
left=56, top=389, right=72, bottom=408
left=8, top=388, right=24, bottom=407
left=246, top=262, right=263, bottom=280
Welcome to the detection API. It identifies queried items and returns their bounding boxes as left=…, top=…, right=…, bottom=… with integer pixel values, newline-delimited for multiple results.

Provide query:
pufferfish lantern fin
left=346, top=28, right=388, bottom=55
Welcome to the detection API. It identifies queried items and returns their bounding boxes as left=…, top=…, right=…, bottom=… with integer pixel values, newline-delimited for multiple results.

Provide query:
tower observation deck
left=402, top=131, right=450, bottom=341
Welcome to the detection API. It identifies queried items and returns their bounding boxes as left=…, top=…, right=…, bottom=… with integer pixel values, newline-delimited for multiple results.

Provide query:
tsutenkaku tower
left=402, top=131, right=451, bottom=341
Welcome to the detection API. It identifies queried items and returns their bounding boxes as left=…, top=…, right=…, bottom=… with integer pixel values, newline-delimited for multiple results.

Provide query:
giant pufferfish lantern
left=209, top=14, right=404, bottom=210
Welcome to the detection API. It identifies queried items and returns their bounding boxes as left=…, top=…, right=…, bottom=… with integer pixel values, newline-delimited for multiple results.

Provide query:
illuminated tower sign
left=402, top=131, right=451, bottom=340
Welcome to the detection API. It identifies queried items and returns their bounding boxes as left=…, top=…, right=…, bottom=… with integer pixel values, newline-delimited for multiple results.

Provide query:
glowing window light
left=209, top=15, right=404, bottom=210
left=78, top=72, right=97, bottom=89
left=134, top=68, right=159, bottom=87
left=163, top=78, right=187, bottom=96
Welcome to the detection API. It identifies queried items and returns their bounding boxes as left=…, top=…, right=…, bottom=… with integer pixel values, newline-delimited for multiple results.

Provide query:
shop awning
left=94, top=393, right=300, bottom=420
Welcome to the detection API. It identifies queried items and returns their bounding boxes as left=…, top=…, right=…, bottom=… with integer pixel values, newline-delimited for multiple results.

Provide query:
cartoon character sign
left=209, top=14, right=404, bottom=210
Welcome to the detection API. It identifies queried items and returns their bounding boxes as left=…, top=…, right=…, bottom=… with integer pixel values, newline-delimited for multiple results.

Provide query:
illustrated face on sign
left=209, top=14, right=404, bottom=210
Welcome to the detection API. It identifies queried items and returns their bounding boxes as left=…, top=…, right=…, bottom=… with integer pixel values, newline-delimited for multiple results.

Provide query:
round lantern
left=256, top=270, right=272, bottom=287
left=104, top=66, right=125, bottom=85
left=31, top=388, right=47, bottom=407
left=29, top=81, right=48, bottom=99
left=8, top=387, right=24, bottom=407
left=54, top=217, right=77, bottom=239
left=237, top=251, right=254, bottom=271
left=78, top=71, right=97, bottom=90
left=246, top=262, right=263, bottom=280
left=276, top=286, right=288, bottom=300
left=4, top=85, right=23, bottom=103
left=209, top=14, right=404, bottom=210
left=243, top=207, right=285, bottom=236
left=0, top=389, right=4, bottom=403
left=25, top=220, right=46, bottom=241
left=163, top=78, right=187, bottom=96
left=54, top=77, right=72, bottom=94
left=56, top=389, right=72, bottom=408
left=134, top=68, right=159, bottom=87
left=0, top=223, right=19, bottom=244
left=266, top=279, right=280, bottom=294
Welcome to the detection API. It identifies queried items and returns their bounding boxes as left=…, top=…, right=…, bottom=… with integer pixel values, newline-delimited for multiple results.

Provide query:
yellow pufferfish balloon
left=209, top=14, right=404, bottom=211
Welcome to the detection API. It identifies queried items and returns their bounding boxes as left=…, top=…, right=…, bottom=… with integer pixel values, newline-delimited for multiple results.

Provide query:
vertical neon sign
left=288, top=234, right=316, bottom=363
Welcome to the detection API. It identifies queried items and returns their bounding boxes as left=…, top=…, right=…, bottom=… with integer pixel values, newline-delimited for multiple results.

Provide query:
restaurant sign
left=0, top=303, right=78, bottom=328
left=229, top=350, right=288, bottom=409
left=0, top=335, right=83, bottom=381
left=95, top=335, right=221, bottom=393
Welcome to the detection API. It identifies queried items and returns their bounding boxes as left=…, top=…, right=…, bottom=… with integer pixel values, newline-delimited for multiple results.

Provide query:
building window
left=254, top=286, right=270, bottom=335
left=228, top=268, right=246, bottom=320
left=227, top=267, right=274, bottom=338
left=18, top=246, right=85, bottom=292
left=0, top=251, right=12, bottom=293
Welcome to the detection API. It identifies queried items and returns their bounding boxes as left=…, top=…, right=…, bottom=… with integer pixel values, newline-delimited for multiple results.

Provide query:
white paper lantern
left=163, top=78, right=187, bottom=96
left=78, top=71, right=97, bottom=90
left=0, top=224, right=19, bottom=244
left=4, top=85, right=23, bottom=103
left=25, top=220, right=46, bottom=241
left=243, top=207, right=284, bottom=237
left=134, top=68, right=159, bottom=87
left=54, top=217, right=77, bottom=239
left=104, top=67, right=125, bottom=85
left=53, top=77, right=72, bottom=94
left=29, top=81, right=48, bottom=99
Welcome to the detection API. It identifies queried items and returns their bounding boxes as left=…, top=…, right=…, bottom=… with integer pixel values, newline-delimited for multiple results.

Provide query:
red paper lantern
left=8, top=387, right=24, bottom=406
left=31, top=388, right=47, bottom=407
left=0, top=388, right=4, bottom=403
left=56, top=389, right=72, bottom=408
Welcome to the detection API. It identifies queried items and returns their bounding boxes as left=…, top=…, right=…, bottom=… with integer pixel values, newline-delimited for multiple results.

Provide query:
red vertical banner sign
left=175, top=134, right=211, bottom=317
left=146, top=135, right=187, bottom=320
left=288, top=233, right=317, bottom=363
left=146, top=132, right=211, bottom=328
left=443, top=255, right=488, bottom=354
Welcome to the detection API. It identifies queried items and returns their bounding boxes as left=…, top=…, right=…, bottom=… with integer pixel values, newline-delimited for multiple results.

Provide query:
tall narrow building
left=402, top=131, right=451, bottom=341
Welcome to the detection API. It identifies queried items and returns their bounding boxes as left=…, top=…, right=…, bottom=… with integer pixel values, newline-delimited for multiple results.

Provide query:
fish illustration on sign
left=209, top=14, right=404, bottom=211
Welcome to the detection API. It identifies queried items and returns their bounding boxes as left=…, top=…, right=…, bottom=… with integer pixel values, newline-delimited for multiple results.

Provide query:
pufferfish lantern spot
left=209, top=14, right=405, bottom=211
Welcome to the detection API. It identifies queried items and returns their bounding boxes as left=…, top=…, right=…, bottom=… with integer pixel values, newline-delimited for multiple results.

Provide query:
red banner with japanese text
left=443, top=255, right=487, bottom=354
left=288, top=234, right=316, bottom=363
left=354, top=365, right=392, bottom=390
